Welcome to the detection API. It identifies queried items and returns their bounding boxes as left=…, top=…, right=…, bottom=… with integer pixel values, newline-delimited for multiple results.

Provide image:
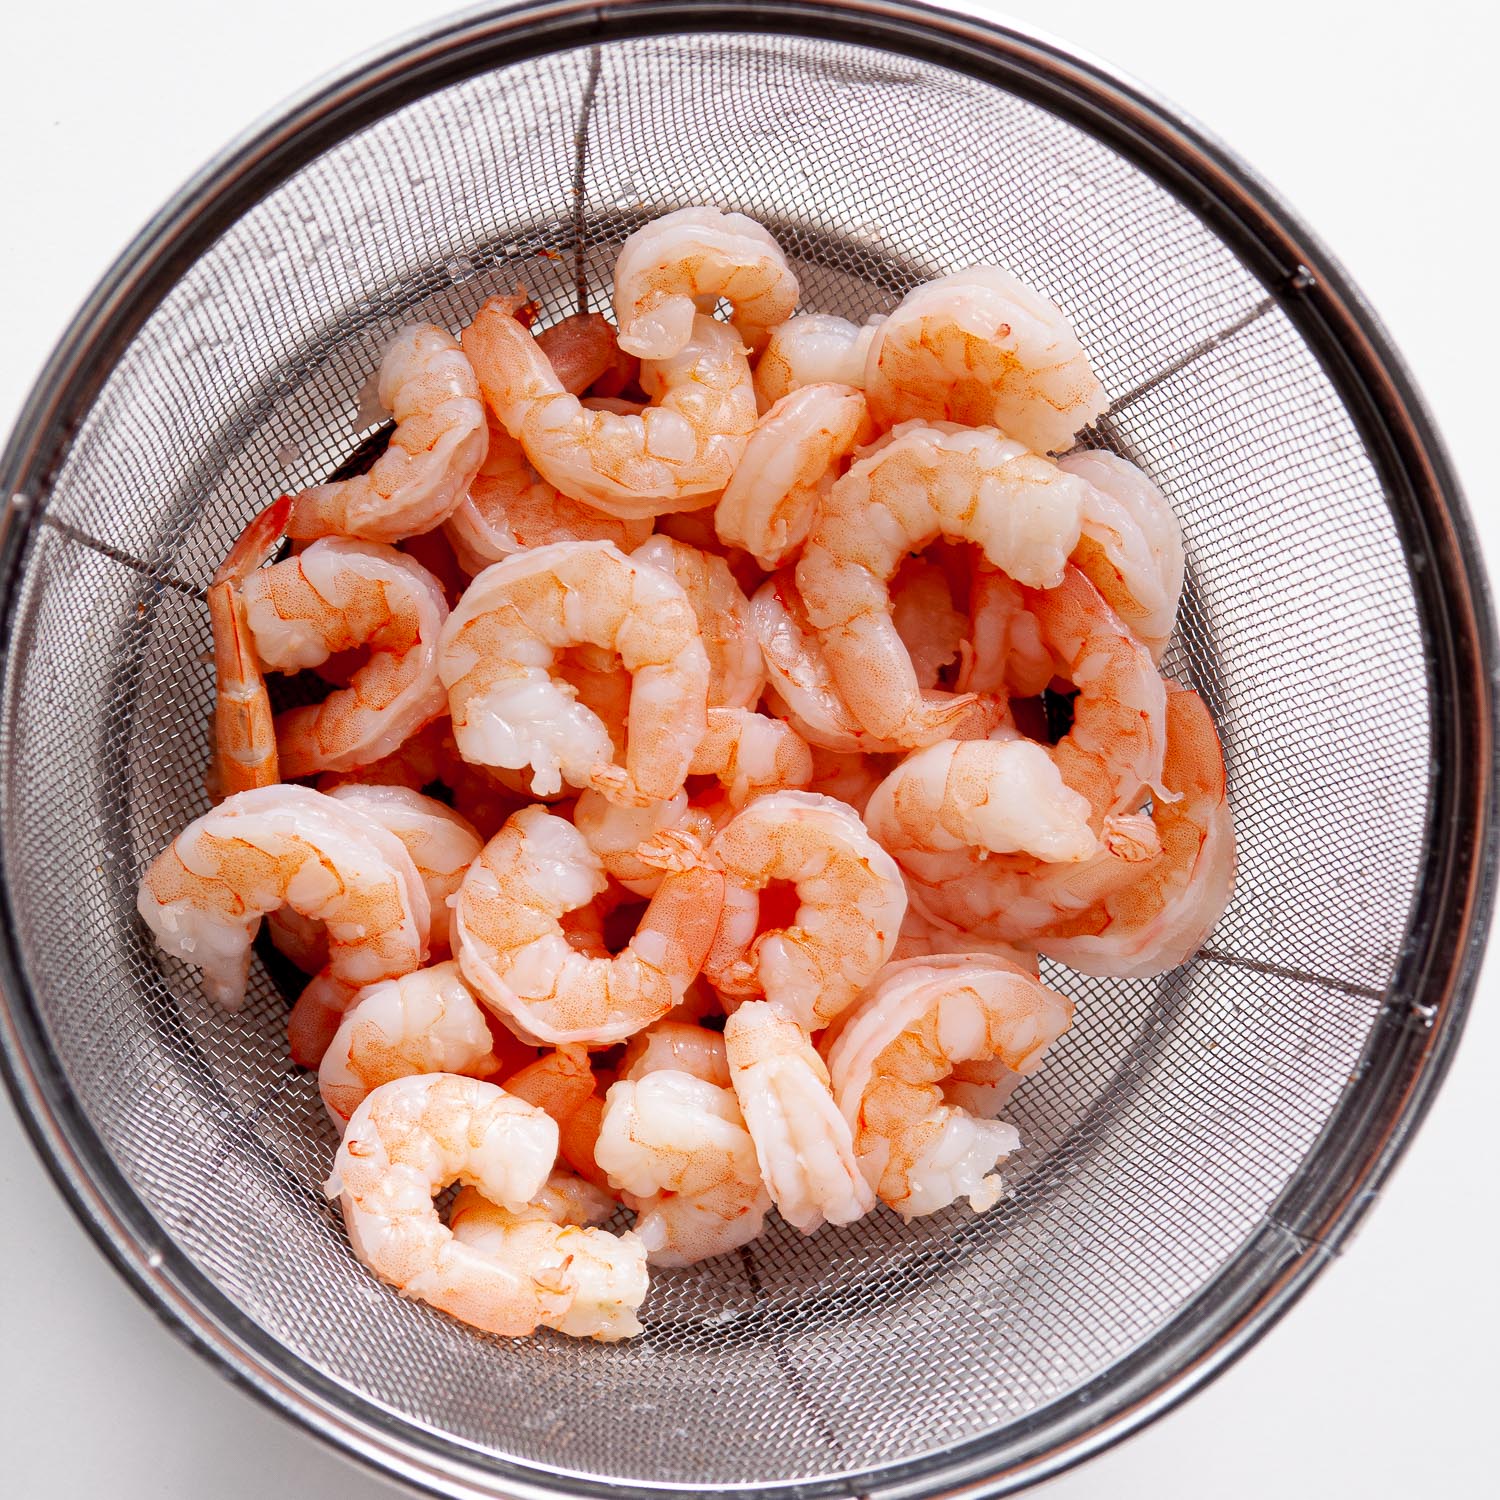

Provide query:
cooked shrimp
left=326, top=1073, right=634, bottom=1339
left=462, top=295, right=755, bottom=518
left=207, top=496, right=290, bottom=799
left=502, top=1045, right=615, bottom=1192
left=753, top=313, right=883, bottom=407
left=714, top=384, right=870, bottom=571
left=794, top=421, right=1087, bottom=745
left=265, top=907, right=329, bottom=975
left=631, top=536, right=765, bottom=709
left=619, top=1020, right=731, bottom=1087
left=612, top=206, right=799, bottom=359
left=824, top=956, right=1074, bottom=1218
left=324, top=785, right=481, bottom=955
left=137, top=784, right=428, bottom=1011
left=288, top=324, right=486, bottom=541
left=455, top=806, right=724, bottom=1046
left=240, top=538, right=449, bottom=776
left=398, top=525, right=470, bottom=603
left=749, top=572, right=1000, bottom=753
left=318, top=961, right=499, bottom=1122
left=958, top=564, right=1054, bottom=698
left=439, top=540, right=710, bottom=805
left=644, top=790, right=905, bottom=1031
left=723, top=1001, right=873, bottom=1232
left=594, top=1069, right=769, bottom=1265
left=447, top=1186, right=647, bottom=1341
left=804, top=746, right=893, bottom=816
left=1059, top=450, right=1185, bottom=662
left=573, top=789, right=713, bottom=899
left=691, top=707, right=814, bottom=804
left=864, top=266, right=1107, bottom=454
left=891, top=556, right=969, bottom=691
left=1031, top=684, right=1234, bottom=976
left=889, top=909, right=1040, bottom=970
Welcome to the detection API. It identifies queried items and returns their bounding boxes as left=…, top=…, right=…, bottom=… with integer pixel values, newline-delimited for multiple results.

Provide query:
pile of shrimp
left=137, top=206, right=1234, bottom=1344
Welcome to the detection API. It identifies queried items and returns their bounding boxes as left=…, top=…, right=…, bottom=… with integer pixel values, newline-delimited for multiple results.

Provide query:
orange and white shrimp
left=462, top=295, right=755, bottom=518
left=713, top=384, right=870, bottom=571
left=619, top=1020, right=731, bottom=1087
left=794, top=421, right=1087, bottom=745
left=891, top=556, right=970, bottom=691
left=455, top=806, right=724, bottom=1046
left=501, top=1045, right=615, bottom=1192
left=288, top=324, right=486, bottom=541
left=889, top=908, right=1041, bottom=970
left=1059, top=450, right=1185, bottom=662
left=864, top=266, right=1107, bottom=454
left=328, top=1072, right=644, bottom=1341
left=1031, top=684, right=1235, bottom=976
left=318, top=960, right=499, bottom=1122
left=439, top=541, right=709, bottom=805
left=824, top=956, right=1074, bottom=1218
left=631, top=536, right=765, bottom=709
left=723, top=1001, right=873, bottom=1233
left=240, top=538, right=449, bottom=776
left=645, top=790, right=906, bottom=1031
left=611, top=206, right=799, bottom=359
left=753, top=313, right=883, bottom=407
left=595, top=1068, right=769, bottom=1266
left=958, top=564, right=1054, bottom=699
left=804, top=746, right=893, bottom=816
left=137, top=785, right=428, bottom=1011
left=324, top=785, right=481, bottom=955
left=446, top=1186, right=647, bottom=1341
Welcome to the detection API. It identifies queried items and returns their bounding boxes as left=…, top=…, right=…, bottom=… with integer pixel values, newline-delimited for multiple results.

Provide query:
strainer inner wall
left=0, top=28, right=1431, bottom=1491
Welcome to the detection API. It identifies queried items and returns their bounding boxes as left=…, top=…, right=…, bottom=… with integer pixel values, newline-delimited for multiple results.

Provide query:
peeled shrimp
left=825, top=956, right=1074, bottom=1218
left=137, top=785, right=428, bottom=1011
left=207, top=497, right=290, bottom=799
left=631, top=536, right=765, bottom=709
left=891, top=556, right=969, bottom=691
left=447, top=1186, right=647, bottom=1341
left=1059, top=450, right=1185, bottom=662
left=646, top=790, right=906, bottom=1031
left=324, top=785, right=482, bottom=955
left=753, top=313, right=882, bottom=407
left=326, top=1073, right=636, bottom=1339
left=462, top=295, right=755, bottom=518
left=619, top=1020, right=731, bottom=1088
left=288, top=324, right=486, bottom=541
left=438, top=540, right=709, bottom=804
left=241, top=537, right=449, bottom=776
left=864, top=266, right=1107, bottom=454
left=714, top=384, right=870, bottom=571
left=795, top=421, right=1087, bottom=745
left=890, top=908, right=1040, bottom=970
left=959, top=564, right=1054, bottom=698
left=612, top=206, right=799, bottom=359
left=595, top=1069, right=769, bottom=1265
left=804, top=746, right=892, bottom=816
left=502, top=1045, right=614, bottom=1192
left=318, top=960, right=499, bottom=1122
left=723, top=1001, right=873, bottom=1233
left=455, top=806, right=724, bottom=1046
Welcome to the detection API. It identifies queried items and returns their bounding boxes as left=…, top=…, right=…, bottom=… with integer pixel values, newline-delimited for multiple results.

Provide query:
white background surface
left=1, top=1, right=1497, bottom=1495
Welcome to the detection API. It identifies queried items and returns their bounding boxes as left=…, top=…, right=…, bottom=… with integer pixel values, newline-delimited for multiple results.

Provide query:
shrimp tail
left=634, top=826, right=714, bottom=875
left=1101, top=813, right=1162, bottom=863
left=584, top=762, right=658, bottom=807
left=213, top=494, right=293, bottom=585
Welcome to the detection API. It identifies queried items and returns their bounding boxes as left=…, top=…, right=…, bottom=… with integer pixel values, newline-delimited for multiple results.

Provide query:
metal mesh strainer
left=0, top=2, right=1493, bottom=1496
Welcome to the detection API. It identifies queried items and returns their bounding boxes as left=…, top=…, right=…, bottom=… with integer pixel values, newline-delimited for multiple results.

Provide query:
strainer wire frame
left=0, top=2, right=1492, bottom=1497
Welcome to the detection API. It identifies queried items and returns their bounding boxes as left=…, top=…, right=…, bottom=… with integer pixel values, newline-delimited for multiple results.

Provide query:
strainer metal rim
left=0, top=2, right=1492, bottom=1497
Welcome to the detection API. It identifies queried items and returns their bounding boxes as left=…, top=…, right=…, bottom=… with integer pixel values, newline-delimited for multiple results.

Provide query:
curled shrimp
left=724, top=1001, right=873, bottom=1233
left=824, top=956, right=1074, bottom=1218
left=326, top=1073, right=640, bottom=1340
left=324, top=785, right=482, bottom=955
left=502, top=1045, right=614, bottom=1193
left=447, top=1186, right=647, bottom=1341
left=240, top=536, right=449, bottom=776
left=631, top=535, right=765, bottom=709
left=1059, top=450, right=1185, bottom=662
left=595, top=1069, right=769, bottom=1266
left=958, top=564, right=1054, bottom=699
left=462, top=295, right=755, bottom=518
left=864, top=266, right=1107, bottom=454
left=891, top=556, right=970, bottom=691
left=455, top=806, right=724, bottom=1046
left=644, top=790, right=906, bottom=1031
left=619, top=1020, right=731, bottom=1087
left=753, top=313, right=883, bottom=407
left=889, top=908, right=1040, bottom=970
left=207, top=496, right=291, bottom=799
left=288, top=324, right=486, bottom=541
left=805, top=746, right=893, bottom=816
left=137, top=784, right=428, bottom=1011
left=713, top=384, right=871, bottom=571
left=1030, top=684, right=1235, bottom=976
left=438, top=540, right=710, bottom=805
left=794, top=421, right=1087, bottom=745
left=611, top=205, right=799, bottom=359
left=318, top=960, right=499, bottom=1122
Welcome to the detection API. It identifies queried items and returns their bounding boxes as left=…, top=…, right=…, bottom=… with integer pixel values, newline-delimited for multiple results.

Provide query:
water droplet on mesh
left=445, top=254, right=473, bottom=281
left=274, top=442, right=302, bottom=469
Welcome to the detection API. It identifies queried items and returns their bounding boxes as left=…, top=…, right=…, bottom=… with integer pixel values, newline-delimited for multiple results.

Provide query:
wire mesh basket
left=0, top=2, right=1493, bottom=1496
